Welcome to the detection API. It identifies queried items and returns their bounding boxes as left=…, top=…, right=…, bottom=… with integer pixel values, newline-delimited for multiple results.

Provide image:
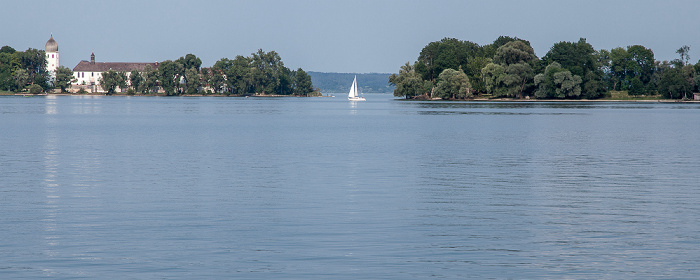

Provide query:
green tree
left=433, top=68, right=471, bottom=99
left=158, top=60, right=183, bottom=95
left=117, top=71, right=128, bottom=93
left=657, top=67, right=689, bottom=99
left=481, top=63, right=506, bottom=96
left=177, top=53, right=202, bottom=71
left=481, top=40, right=536, bottom=98
left=294, top=68, right=314, bottom=96
left=99, top=70, right=122, bottom=95
left=389, top=62, right=431, bottom=99
left=626, top=45, right=655, bottom=85
left=0, top=48, right=19, bottom=91
left=534, top=62, right=582, bottom=99
left=250, top=49, right=286, bottom=94
left=28, top=84, right=43, bottom=94
left=676, top=45, right=691, bottom=66
left=609, top=47, right=628, bottom=90
left=54, top=66, right=76, bottom=92
left=129, top=70, right=143, bottom=93
left=184, top=67, right=201, bottom=94
left=142, top=65, right=159, bottom=94
left=20, top=48, right=50, bottom=90
left=541, top=38, right=604, bottom=99
left=629, top=76, right=644, bottom=95
left=13, top=68, right=30, bottom=90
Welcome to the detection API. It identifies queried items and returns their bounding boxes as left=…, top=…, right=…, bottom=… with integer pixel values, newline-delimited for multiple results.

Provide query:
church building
left=43, top=34, right=161, bottom=93
left=72, top=53, right=159, bottom=92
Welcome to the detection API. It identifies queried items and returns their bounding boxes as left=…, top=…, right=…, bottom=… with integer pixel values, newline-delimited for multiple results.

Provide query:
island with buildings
left=1, top=34, right=318, bottom=96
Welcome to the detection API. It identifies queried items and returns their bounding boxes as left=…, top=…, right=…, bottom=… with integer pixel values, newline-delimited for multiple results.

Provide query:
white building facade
left=72, top=53, right=159, bottom=93
left=45, top=34, right=59, bottom=81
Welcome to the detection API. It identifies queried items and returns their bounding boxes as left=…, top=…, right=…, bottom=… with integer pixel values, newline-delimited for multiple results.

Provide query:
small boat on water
left=347, top=75, right=365, bottom=101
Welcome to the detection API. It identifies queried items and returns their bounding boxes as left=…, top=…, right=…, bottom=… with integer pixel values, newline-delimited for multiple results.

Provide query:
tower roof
left=45, top=34, right=58, bottom=52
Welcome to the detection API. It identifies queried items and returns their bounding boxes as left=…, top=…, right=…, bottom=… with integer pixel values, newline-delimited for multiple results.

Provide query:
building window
left=92, top=72, right=94, bottom=77
left=51, top=54, right=54, bottom=58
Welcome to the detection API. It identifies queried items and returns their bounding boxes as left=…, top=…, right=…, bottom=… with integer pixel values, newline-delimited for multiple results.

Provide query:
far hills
left=308, top=72, right=395, bottom=94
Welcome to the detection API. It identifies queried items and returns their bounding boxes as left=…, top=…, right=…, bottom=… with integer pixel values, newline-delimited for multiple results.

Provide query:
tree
left=184, top=67, right=201, bottom=94
left=13, top=68, right=30, bottom=90
left=294, top=68, right=314, bottom=96
left=28, top=84, right=43, bottom=94
left=117, top=71, right=128, bottom=93
left=0, top=46, right=16, bottom=54
left=389, top=62, right=431, bottom=99
left=541, top=38, right=604, bottom=99
left=609, top=47, right=628, bottom=90
left=177, top=53, right=202, bottom=71
left=433, top=68, right=471, bottom=99
left=157, top=60, right=183, bottom=95
left=676, top=45, right=691, bottom=66
left=99, top=70, right=122, bottom=95
left=129, top=70, right=143, bottom=93
left=493, top=40, right=537, bottom=65
left=54, top=66, right=76, bottom=92
left=250, top=49, right=286, bottom=94
left=534, top=62, right=582, bottom=99
left=657, top=67, right=689, bottom=99
left=19, top=48, right=50, bottom=90
left=481, top=63, right=506, bottom=96
left=142, top=65, right=159, bottom=94
left=481, top=40, right=536, bottom=98
left=629, top=76, right=644, bottom=95
left=0, top=49, right=19, bottom=91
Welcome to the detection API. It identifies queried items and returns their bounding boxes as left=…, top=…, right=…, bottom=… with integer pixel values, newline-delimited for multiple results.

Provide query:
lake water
left=2, top=94, right=700, bottom=279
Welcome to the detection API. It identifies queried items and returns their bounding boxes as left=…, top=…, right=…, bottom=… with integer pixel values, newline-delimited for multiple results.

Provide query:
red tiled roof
left=73, top=61, right=159, bottom=72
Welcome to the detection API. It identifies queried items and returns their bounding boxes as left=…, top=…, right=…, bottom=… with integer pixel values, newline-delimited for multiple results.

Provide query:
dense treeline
left=390, top=36, right=700, bottom=100
left=100, top=49, right=317, bottom=96
left=0, top=46, right=51, bottom=93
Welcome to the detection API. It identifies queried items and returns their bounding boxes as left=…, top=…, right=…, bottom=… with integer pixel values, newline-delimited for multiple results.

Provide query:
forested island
left=0, top=47, right=318, bottom=96
left=390, top=37, right=700, bottom=100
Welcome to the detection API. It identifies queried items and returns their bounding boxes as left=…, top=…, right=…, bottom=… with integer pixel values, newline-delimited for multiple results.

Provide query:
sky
left=2, top=0, right=699, bottom=73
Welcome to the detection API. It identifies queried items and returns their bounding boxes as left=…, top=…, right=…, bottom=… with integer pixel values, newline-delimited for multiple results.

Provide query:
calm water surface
left=1, top=95, right=699, bottom=279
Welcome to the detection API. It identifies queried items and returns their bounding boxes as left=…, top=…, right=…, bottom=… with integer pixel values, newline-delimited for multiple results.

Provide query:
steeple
left=90, top=52, right=95, bottom=64
left=45, top=33, right=58, bottom=52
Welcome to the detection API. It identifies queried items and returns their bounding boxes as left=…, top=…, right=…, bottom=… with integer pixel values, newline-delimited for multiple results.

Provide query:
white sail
left=348, top=76, right=357, bottom=98
left=347, top=75, right=365, bottom=101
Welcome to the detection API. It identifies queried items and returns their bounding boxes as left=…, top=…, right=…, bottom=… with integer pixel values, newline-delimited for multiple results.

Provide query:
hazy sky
left=2, top=0, right=699, bottom=73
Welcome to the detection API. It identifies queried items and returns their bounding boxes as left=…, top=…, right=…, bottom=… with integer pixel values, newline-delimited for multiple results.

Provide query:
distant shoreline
left=4, top=92, right=699, bottom=102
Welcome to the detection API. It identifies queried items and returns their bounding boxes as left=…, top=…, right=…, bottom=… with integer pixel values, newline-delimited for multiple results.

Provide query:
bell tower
left=45, top=33, right=59, bottom=81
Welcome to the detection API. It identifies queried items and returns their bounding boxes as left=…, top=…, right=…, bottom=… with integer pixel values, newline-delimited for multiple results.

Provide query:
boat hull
left=348, top=97, right=366, bottom=101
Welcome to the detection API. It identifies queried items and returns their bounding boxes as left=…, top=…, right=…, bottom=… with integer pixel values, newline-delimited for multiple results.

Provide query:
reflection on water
left=1, top=95, right=699, bottom=279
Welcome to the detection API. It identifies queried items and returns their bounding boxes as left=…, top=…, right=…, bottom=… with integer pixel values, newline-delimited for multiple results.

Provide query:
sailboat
left=347, top=75, right=366, bottom=101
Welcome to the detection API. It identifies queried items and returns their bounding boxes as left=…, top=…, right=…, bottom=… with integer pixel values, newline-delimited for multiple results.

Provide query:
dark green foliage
left=129, top=70, right=143, bottom=93
left=28, top=84, right=43, bottom=94
left=629, top=76, right=644, bottom=95
left=99, top=70, right=123, bottom=95
left=657, top=67, right=690, bottom=99
left=157, top=60, right=182, bottom=95
left=54, top=66, right=76, bottom=92
left=210, top=50, right=301, bottom=96
left=0, top=47, right=49, bottom=92
left=433, top=68, right=471, bottom=99
left=534, top=62, right=582, bottom=99
left=541, top=38, right=605, bottom=99
left=389, top=62, right=432, bottom=99
left=482, top=40, right=537, bottom=98
left=294, top=68, right=314, bottom=96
